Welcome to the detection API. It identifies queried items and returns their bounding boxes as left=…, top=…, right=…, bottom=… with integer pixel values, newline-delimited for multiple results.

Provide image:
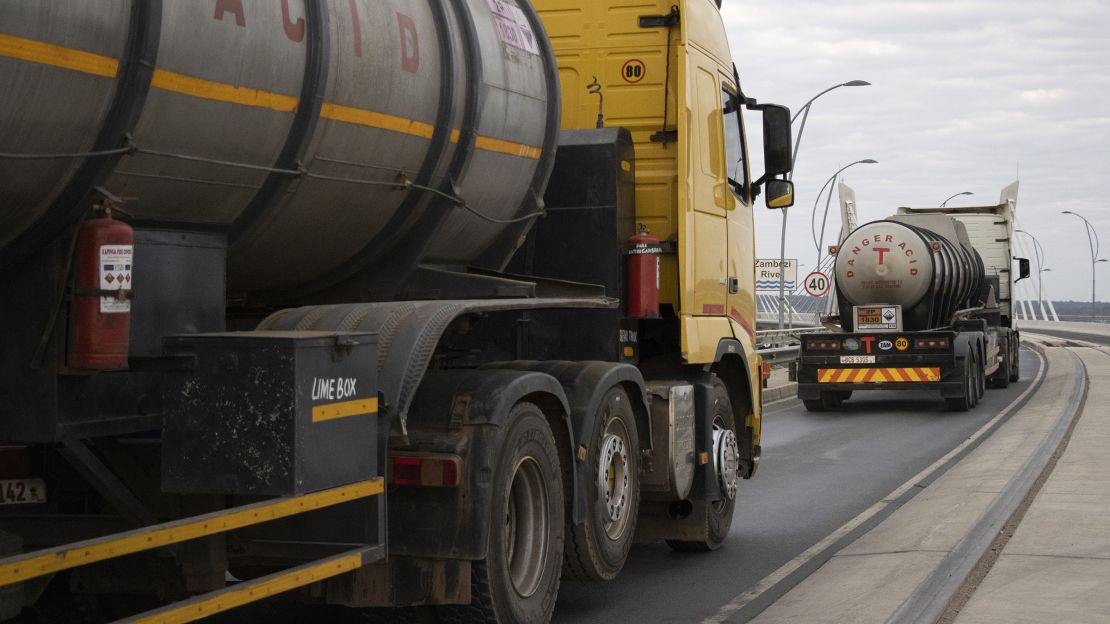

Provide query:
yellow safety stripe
left=320, top=102, right=436, bottom=139
left=126, top=549, right=367, bottom=624
left=0, top=33, right=118, bottom=78
left=817, top=368, right=941, bottom=383
left=0, top=34, right=540, bottom=160
left=0, top=478, right=383, bottom=587
left=152, top=68, right=299, bottom=112
left=311, top=397, right=379, bottom=423
left=475, top=135, right=544, bottom=160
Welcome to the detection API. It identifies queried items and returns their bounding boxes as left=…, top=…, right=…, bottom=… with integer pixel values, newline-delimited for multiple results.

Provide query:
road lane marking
left=704, top=348, right=1047, bottom=623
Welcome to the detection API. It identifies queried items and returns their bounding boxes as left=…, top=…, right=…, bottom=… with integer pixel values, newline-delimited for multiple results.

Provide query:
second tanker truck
left=797, top=183, right=1030, bottom=412
left=0, top=0, right=794, bottom=622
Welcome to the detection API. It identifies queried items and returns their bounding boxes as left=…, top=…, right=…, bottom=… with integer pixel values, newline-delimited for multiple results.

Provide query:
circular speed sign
left=803, top=271, right=831, bottom=297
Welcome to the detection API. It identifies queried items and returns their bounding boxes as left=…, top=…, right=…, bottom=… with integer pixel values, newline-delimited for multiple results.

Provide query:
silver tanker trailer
left=797, top=183, right=1029, bottom=411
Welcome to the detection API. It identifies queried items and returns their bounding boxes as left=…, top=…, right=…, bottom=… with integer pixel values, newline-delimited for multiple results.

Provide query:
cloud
left=725, top=0, right=1110, bottom=301
left=1020, top=88, right=1067, bottom=103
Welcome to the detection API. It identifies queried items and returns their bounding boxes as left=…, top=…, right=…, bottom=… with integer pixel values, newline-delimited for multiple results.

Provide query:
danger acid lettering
left=843, top=231, right=920, bottom=279
left=311, top=377, right=359, bottom=402
left=212, top=0, right=418, bottom=66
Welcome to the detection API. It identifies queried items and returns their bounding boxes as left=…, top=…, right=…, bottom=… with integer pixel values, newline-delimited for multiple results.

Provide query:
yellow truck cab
left=535, top=0, right=793, bottom=491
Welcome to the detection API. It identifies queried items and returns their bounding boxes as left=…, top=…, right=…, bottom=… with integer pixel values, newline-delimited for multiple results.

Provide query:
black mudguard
left=388, top=369, right=570, bottom=560
left=482, top=361, right=650, bottom=524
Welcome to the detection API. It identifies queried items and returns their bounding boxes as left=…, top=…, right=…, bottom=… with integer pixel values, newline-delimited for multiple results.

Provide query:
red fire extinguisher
left=627, top=225, right=661, bottom=319
left=69, top=206, right=134, bottom=370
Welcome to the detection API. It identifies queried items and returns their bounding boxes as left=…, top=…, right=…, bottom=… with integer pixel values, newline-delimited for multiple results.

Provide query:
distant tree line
left=1046, top=300, right=1110, bottom=323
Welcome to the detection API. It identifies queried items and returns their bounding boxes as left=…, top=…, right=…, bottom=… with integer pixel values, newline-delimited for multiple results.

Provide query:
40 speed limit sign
left=803, top=271, right=831, bottom=297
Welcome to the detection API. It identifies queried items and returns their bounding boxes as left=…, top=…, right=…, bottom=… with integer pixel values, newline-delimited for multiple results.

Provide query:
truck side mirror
left=761, top=104, right=793, bottom=177
left=1014, top=257, right=1031, bottom=282
left=766, top=179, right=794, bottom=209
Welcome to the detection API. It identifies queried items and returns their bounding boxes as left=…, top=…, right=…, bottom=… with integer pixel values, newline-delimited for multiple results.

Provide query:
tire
left=974, top=351, right=985, bottom=403
left=564, top=387, right=639, bottom=581
left=802, top=391, right=837, bottom=412
left=666, top=379, right=737, bottom=552
left=945, top=356, right=974, bottom=412
left=1009, top=339, right=1020, bottom=382
left=438, top=403, right=563, bottom=624
left=990, top=341, right=1010, bottom=388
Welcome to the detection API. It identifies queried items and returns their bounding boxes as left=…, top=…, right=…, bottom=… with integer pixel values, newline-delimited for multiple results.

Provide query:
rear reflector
left=0, top=447, right=33, bottom=479
left=390, top=454, right=462, bottom=488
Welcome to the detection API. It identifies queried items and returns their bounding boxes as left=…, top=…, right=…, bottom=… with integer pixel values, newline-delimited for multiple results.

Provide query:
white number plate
left=0, top=478, right=46, bottom=505
left=840, top=355, right=876, bottom=364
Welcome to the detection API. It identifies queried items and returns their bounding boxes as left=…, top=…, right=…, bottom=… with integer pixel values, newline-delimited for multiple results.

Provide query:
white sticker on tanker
left=856, top=306, right=898, bottom=330
left=487, top=0, right=540, bottom=54
left=99, top=245, right=132, bottom=314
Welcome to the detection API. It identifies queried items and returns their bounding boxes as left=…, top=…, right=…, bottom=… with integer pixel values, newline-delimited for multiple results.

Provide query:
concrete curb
left=747, top=345, right=1079, bottom=624
left=887, top=348, right=1087, bottom=623
left=762, top=383, right=797, bottom=404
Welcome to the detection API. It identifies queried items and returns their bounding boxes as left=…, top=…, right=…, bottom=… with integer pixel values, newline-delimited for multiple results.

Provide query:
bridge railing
left=755, top=326, right=825, bottom=364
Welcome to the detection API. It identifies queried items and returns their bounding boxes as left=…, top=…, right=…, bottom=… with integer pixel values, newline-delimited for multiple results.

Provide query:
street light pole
left=1062, top=211, right=1103, bottom=320
left=940, top=191, right=973, bottom=207
left=813, top=159, right=879, bottom=268
left=776, top=79, right=870, bottom=331
left=1016, top=229, right=1049, bottom=319
left=789, top=80, right=871, bottom=180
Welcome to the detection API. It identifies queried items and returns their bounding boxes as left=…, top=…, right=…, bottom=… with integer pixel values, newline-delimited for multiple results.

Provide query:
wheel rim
left=597, top=417, right=632, bottom=540
left=505, top=457, right=549, bottom=598
left=713, top=422, right=741, bottom=501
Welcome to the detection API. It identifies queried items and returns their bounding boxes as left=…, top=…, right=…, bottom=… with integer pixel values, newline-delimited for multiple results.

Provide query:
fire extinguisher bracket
left=74, top=287, right=134, bottom=300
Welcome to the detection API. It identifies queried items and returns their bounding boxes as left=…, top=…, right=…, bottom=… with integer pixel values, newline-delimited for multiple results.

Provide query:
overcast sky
left=722, top=0, right=1110, bottom=303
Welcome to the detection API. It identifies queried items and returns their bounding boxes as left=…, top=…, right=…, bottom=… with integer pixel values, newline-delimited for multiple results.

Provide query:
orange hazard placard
left=817, top=368, right=941, bottom=383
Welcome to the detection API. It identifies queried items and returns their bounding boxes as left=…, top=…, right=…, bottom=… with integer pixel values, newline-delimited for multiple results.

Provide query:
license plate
left=0, top=478, right=46, bottom=505
left=840, top=355, right=876, bottom=364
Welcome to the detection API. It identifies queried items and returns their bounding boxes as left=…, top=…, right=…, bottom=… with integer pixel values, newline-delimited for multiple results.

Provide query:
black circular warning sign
left=621, top=59, right=646, bottom=83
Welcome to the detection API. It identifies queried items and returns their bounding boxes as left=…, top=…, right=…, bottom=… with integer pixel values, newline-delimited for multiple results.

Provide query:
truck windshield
left=722, top=88, right=746, bottom=195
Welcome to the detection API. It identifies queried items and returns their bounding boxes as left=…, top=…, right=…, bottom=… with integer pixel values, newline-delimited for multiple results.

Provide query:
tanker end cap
left=835, top=221, right=935, bottom=310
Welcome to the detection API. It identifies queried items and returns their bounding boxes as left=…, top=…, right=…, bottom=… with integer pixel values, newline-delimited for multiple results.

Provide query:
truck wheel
left=990, top=342, right=1010, bottom=388
left=666, top=380, right=737, bottom=552
left=802, top=391, right=837, bottom=412
left=564, top=387, right=639, bottom=581
left=440, top=403, right=563, bottom=624
left=974, top=351, right=985, bottom=403
left=802, top=398, right=826, bottom=412
left=945, top=357, right=974, bottom=412
left=1009, top=339, right=1020, bottom=382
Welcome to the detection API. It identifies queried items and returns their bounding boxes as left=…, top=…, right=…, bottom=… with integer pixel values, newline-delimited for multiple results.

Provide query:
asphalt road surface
left=199, top=349, right=1041, bottom=624
left=553, top=348, right=1041, bottom=623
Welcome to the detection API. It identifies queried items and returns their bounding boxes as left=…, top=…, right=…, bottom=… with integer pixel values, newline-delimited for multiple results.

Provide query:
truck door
left=687, top=54, right=728, bottom=317
left=721, top=81, right=757, bottom=342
